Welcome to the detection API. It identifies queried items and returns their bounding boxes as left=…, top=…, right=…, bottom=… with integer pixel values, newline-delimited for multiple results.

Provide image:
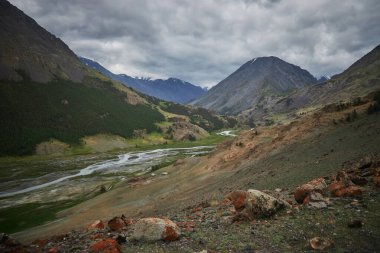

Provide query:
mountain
left=0, top=0, right=167, bottom=155
left=0, top=0, right=89, bottom=83
left=191, top=56, right=317, bottom=115
left=262, top=44, right=380, bottom=119
left=317, top=76, right=330, bottom=84
left=80, top=57, right=205, bottom=104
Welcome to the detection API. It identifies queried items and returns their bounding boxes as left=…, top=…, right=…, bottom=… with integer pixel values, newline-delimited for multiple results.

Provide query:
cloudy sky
left=10, top=0, right=380, bottom=88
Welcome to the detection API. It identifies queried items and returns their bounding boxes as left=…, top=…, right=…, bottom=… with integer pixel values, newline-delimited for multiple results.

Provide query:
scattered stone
left=294, top=178, right=327, bottom=203
left=330, top=184, right=363, bottom=197
left=309, top=237, right=334, bottom=250
left=89, top=238, right=121, bottom=253
left=108, top=217, right=126, bottom=232
left=348, top=219, right=363, bottom=228
left=303, top=192, right=329, bottom=209
left=131, top=217, right=181, bottom=242
left=225, top=189, right=288, bottom=220
left=88, top=220, right=105, bottom=230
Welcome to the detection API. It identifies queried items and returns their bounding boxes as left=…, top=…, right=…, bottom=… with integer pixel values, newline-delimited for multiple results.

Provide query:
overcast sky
left=10, top=0, right=380, bottom=88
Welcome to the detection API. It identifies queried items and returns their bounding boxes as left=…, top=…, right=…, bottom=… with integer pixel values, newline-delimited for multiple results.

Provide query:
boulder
left=225, top=189, right=288, bottom=219
left=131, top=218, right=181, bottom=242
left=309, top=237, right=334, bottom=250
left=108, top=217, right=126, bottom=232
left=303, top=192, right=329, bottom=209
left=89, top=238, right=120, bottom=253
left=294, top=178, right=327, bottom=203
left=224, top=190, right=247, bottom=211
left=329, top=181, right=363, bottom=197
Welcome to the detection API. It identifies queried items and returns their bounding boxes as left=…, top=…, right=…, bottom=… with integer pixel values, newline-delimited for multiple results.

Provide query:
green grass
left=0, top=200, right=83, bottom=234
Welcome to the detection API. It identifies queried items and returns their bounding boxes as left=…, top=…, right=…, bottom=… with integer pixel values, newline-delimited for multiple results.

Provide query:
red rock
left=333, top=185, right=363, bottom=197
left=88, top=220, right=105, bottom=230
left=294, top=178, right=327, bottom=203
left=48, top=247, right=58, bottom=253
left=373, top=176, right=380, bottom=187
left=328, top=181, right=345, bottom=195
left=224, top=190, right=248, bottom=211
left=309, top=237, right=334, bottom=250
left=108, top=217, right=126, bottom=231
left=89, top=238, right=121, bottom=253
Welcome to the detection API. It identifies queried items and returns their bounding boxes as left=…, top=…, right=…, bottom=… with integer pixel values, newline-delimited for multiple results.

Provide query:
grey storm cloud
left=9, top=0, right=380, bottom=87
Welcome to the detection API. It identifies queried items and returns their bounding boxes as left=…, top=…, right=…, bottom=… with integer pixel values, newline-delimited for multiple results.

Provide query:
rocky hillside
left=80, top=57, right=206, bottom=104
left=241, top=44, right=380, bottom=124
left=191, top=56, right=317, bottom=115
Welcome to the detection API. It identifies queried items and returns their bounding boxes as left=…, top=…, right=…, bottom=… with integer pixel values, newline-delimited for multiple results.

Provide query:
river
left=0, top=146, right=213, bottom=198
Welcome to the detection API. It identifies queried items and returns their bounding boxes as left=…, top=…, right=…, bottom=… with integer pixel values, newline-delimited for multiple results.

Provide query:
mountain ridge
left=80, top=57, right=205, bottom=104
left=191, top=56, right=317, bottom=115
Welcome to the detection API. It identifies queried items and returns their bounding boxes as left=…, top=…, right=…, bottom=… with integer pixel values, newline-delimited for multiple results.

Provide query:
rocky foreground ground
left=1, top=156, right=380, bottom=253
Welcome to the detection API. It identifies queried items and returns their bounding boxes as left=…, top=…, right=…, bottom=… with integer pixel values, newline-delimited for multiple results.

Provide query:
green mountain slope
left=0, top=78, right=164, bottom=155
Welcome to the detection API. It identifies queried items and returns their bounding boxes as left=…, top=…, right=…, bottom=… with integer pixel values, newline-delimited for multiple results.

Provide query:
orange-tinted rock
left=48, top=247, right=58, bottom=253
left=131, top=217, right=181, bottom=242
left=328, top=181, right=345, bottom=194
left=108, top=217, right=126, bottom=232
left=373, top=176, right=380, bottom=187
left=88, top=220, right=105, bottom=230
left=89, top=238, right=121, bottom=253
left=294, top=178, right=327, bottom=203
left=224, top=190, right=248, bottom=211
left=309, top=237, right=334, bottom=250
left=333, top=185, right=363, bottom=197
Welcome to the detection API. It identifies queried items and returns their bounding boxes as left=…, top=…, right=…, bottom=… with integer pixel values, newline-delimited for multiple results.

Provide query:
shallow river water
left=0, top=146, right=213, bottom=198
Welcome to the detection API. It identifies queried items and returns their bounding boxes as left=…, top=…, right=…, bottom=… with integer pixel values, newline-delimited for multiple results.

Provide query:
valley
left=0, top=0, right=379, bottom=252
left=0, top=132, right=232, bottom=234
